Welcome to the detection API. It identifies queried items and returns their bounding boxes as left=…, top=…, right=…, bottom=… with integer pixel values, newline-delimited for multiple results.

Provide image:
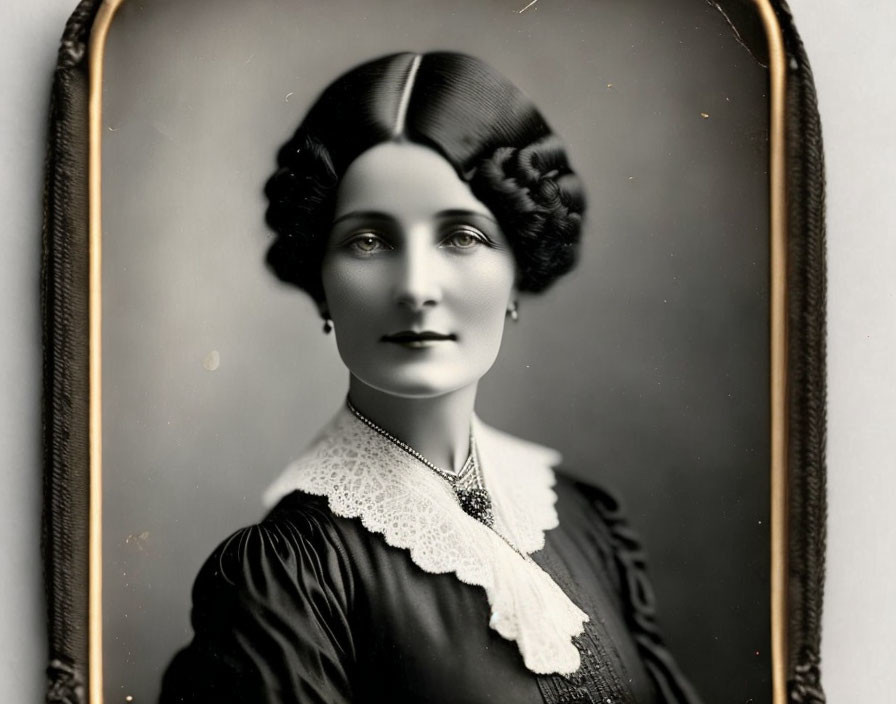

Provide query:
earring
left=322, top=318, right=333, bottom=334
left=508, top=302, right=519, bottom=322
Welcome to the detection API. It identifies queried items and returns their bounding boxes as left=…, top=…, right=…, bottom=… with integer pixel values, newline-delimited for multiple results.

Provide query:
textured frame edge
left=39, top=1, right=826, bottom=702
left=42, top=1, right=103, bottom=702
left=777, top=1, right=827, bottom=701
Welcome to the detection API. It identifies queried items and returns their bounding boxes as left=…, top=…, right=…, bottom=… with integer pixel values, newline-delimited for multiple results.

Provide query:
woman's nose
left=392, top=236, right=442, bottom=311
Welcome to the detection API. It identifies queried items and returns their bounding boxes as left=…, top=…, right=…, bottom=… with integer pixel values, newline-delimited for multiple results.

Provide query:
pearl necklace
left=345, top=398, right=496, bottom=528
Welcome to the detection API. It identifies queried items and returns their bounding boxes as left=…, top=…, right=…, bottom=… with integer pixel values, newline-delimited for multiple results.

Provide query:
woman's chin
left=351, top=368, right=479, bottom=401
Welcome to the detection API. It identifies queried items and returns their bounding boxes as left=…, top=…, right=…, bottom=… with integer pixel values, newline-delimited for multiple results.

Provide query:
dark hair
left=264, top=52, right=586, bottom=307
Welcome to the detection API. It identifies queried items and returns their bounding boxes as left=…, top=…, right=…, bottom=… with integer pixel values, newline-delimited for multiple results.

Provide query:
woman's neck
left=347, top=376, right=477, bottom=473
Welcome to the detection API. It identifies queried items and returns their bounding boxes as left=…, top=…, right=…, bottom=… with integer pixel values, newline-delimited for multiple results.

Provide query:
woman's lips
left=381, top=331, right=457, bottom=348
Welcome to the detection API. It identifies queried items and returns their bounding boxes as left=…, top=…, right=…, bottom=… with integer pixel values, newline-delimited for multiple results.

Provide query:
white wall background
left=0, top=1, right=892, bottom=702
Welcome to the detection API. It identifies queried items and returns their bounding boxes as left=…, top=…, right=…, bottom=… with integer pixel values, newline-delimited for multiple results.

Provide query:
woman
left=160, top=52, right=702, bottom=704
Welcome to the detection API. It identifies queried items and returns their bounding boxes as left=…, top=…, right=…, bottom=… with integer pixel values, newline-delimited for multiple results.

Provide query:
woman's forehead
left=333, top=142, right=494, bottom=223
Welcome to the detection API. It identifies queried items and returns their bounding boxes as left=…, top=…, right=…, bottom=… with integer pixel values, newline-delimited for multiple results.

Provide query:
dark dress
left=159, top=472, right=702, bottom=704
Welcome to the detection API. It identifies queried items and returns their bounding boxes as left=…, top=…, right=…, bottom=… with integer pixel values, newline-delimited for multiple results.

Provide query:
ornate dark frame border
left=39, top=1, right=827, bottom=702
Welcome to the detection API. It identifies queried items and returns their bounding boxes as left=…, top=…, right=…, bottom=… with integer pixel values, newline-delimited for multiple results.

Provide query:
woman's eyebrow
left=331, top=209, right=498, bottom=227
left=436, top=209, right=498, bottom=224
left=331, top=210, right=396, bottom=226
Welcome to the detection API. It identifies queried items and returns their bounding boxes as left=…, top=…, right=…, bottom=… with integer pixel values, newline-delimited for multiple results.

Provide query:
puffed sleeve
left=159, top=497, right=356, bottom=704
left=577, top=482, right=705, bottom=704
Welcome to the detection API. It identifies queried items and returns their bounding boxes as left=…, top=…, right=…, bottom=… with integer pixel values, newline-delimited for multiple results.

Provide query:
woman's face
left=321, top=141, right=517, bottom=399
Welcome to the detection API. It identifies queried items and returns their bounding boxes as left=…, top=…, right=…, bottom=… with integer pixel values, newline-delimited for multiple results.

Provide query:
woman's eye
left=443, top=228, right=488, bottom=250
left=346, top=233, right=389, bottom=254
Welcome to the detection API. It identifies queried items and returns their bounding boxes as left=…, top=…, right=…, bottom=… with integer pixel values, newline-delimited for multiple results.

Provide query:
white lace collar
left=263, top=405, right=588, bottom=675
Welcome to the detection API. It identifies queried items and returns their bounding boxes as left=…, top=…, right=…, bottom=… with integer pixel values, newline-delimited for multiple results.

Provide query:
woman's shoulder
left=551, top=469, right=630, bottom=531
left=263, top=488, right=348, bottom=535
left=209, top=490, right=341, bottom=554
left=191, top=491, right=355, bottom=606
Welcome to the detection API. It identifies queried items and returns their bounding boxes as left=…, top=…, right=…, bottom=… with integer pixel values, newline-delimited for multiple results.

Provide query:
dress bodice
left=159, top=408, right=702, bottom=704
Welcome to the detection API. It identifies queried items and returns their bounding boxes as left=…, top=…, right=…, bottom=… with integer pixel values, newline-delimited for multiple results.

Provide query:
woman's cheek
left=461, top=259, right=515, bottom=323
left=324, top=259, right=379, bottom=313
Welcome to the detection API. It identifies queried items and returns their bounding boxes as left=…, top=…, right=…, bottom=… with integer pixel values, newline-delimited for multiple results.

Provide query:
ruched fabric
left=159, top=501, right=355, bottom=704
left=160, top=475, right=702, bottom=704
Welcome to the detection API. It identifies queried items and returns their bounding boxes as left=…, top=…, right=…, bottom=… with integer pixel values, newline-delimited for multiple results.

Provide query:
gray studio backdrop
left=100, top=0, right=769, bottom=701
